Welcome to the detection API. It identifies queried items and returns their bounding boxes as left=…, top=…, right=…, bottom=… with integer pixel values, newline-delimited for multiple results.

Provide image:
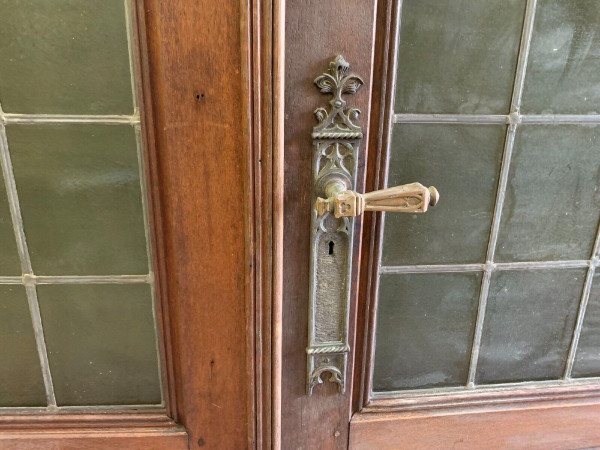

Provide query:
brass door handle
left=307, top=56, right=439, bottom=395
left=315, top=181, right=439, bottom=218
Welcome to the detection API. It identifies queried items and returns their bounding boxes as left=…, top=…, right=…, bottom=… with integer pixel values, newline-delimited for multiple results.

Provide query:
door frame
left=0, top=0, right=284, bottom=448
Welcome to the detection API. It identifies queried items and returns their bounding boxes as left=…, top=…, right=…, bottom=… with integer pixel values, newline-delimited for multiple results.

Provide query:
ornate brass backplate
left=306, top=56, right=438, bottom=396
left=307, top=55, right=363, bottom=395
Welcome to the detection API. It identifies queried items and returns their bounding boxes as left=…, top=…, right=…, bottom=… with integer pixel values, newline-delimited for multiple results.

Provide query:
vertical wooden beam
left=140, top=0, right=284, bottom=447
left=282, top=0, right=378, bottom=448
left=142, top=1, right=251, bottom=447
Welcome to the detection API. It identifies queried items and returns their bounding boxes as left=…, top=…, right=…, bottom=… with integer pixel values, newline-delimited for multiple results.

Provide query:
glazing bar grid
left=380, top=0, right=600, bottom=390
left=0, top=0, right=157, bottom=410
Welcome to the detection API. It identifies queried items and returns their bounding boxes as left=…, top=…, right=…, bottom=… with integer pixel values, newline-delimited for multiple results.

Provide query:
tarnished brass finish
left=307, top=55, right=363, bottom=395
left=306, top=56, right=439, bottom=396
left=316, top=182, right=439, bottom=218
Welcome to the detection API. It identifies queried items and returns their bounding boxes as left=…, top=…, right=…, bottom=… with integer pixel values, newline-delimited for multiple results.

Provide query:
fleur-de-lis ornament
left=312, top=55, right=363, bottom=139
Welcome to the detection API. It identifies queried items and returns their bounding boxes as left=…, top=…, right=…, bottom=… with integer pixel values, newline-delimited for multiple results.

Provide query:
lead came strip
left=0, top=275, right=151, bottom=285
left=0, top=104, right=57, bottom=407
left=394, top=114, right=507, bottom=124
left=466, top=122, right=517, bottom=387
left=0, top=113, right=139, bottom=125
left=393, top=113, right=600, bottom=125
left=124, top=0, right=139, bottom=114
left=466, top=0, right=539, bottom=387
left=379, top=260, right=591, bottom=275
left=564, top=226, right=600, bottom=378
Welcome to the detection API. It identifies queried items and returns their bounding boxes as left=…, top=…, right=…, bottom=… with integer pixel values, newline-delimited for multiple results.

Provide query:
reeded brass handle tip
left=316, top=182, right=439, bottom=218
left=428, top=186, right=439, bottom=207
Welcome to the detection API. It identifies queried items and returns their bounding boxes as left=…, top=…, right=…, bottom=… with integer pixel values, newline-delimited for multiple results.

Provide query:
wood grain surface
left=0, top=412, right=187, bottom=450
left=142, top=0, right=253, bottom=447
left=142, top=0, right=284, bottom=447
left=0, top=0, right=284, bottom=447
left=282, top=0, right=378, bottom=448
left=350, top=402, right=600, bottom=449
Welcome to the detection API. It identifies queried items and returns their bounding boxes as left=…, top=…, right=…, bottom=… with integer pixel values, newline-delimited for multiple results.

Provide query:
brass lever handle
left=307, top=56, right=439, bottom=395
left=316, top=182, right=439, bottom=218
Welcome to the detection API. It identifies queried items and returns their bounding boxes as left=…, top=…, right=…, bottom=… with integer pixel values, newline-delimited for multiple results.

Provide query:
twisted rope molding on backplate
left=306, top=344, right=351, bottom=355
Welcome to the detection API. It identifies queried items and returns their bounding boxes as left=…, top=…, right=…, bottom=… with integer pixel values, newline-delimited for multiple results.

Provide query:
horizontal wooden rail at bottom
left=0, top=411, right=188, bottom=449
left=350, top=401, right=600, bottom=449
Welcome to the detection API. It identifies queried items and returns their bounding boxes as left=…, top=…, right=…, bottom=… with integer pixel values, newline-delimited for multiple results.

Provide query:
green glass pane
left=0, top=0, right=133, bottom=114
left=476, top=269, right=583, bottom=384
left=496, top=125, right=600, bottom=262
left=573, top=274, right=600, bottom=378
left=0, top=178, right=20, bottom=275
left=38, top=284, right=161, bottom=406
left=382, top=124, right=504, bottom=265
left=0, top=285, right=46, bottom=406
left=373, top=272, right=481, bottom=391
left=522, top=0, right=600, bottom=114
left=8, top=124, right=148, bottom=276
left=394, top=0, right=525, bottom=114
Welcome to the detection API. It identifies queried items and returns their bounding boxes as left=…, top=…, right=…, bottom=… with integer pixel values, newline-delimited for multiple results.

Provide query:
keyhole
left=328, top=241, right=335, bottom=255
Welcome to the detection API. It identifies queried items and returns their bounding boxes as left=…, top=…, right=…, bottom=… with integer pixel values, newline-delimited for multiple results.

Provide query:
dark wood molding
left=363, top=382, right=600, bottom=413
left=350, top=400, right=600, bottom=449
left=353, top=0, right=399, bottom=414
left=132, top=0, right=178, bottom=420
left=0, top=431, right=186, bottom=450
left=0, top=412, right=187, bottom=449
left=246, top=0, right=285, bottom=447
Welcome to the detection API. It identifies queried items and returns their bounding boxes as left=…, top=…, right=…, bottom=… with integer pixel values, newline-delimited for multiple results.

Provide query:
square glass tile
left=0, top=285, right=46, bottom=406
left=0, top=179, right=20, bottom=275
left=521, top=0, right=600, bottom=114
left=0, top=0, right=133, bottom=114
left=573, top=273, right=600, bottom=378
left=476, top=269, right=583, bottom=385
left=495, top=125, right=600, bottom=262
left=8, top=124, right=148, bottom=276
left=394, top=0, right=525, bottom=114
left=373, top=272, right=481, bottom=391
left=382, top=124, right=504, bottom=265
left=38, top=284, right=161, bottom=406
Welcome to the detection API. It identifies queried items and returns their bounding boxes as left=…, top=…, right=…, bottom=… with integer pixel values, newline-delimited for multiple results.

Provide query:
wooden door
left=0, top=0, right=282, bottom=448
left=283, top=0, right=600, bottom=449
left=3, top=0, right=600, bottom=449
